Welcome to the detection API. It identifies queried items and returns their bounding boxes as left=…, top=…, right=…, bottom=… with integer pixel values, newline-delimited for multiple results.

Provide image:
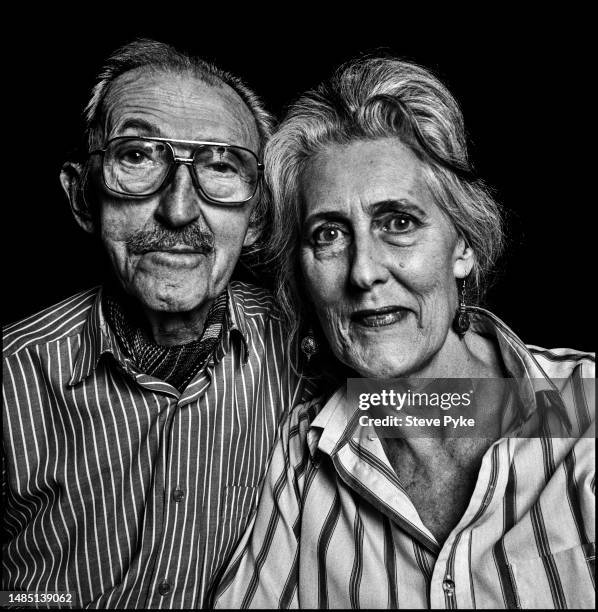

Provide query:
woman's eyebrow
left=303, top=199, right=428, bottom=227
left=369, top=199, right=427, bottom=217
left=303, top=210, right=350, bottom=226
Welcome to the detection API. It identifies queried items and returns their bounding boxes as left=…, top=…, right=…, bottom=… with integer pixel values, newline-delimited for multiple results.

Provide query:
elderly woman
left=214, top=58, right=595, bottom=609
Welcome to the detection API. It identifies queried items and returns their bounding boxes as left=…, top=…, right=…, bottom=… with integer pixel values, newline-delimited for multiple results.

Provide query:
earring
left=452, top=277, right=470, bottom=337
left=300, top=329, right=319, bottom=362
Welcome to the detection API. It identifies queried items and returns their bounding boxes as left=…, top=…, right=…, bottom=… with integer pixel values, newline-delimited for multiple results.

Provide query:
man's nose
left=349, top=234, right=390, bottom=290
left=155, top=163, right=202, bottom=228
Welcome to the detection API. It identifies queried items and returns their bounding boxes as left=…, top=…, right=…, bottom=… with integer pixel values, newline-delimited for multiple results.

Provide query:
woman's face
left=299, top=138, right=473, bottom=378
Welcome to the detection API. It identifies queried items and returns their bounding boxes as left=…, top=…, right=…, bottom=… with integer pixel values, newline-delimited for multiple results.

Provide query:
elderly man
left=2, top=40, right=313, bottom=608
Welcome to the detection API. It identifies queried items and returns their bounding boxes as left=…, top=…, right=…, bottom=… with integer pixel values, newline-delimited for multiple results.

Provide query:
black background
left=3, top=16, right=594, bottom=351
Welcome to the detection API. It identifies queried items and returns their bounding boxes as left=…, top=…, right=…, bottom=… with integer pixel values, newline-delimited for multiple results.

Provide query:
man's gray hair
left=265, top=56, right=506, bottom=343
left=80, top=38, right=275, bottom=249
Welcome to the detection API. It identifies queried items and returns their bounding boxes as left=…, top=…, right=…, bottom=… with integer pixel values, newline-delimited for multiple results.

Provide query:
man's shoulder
left=228, top=281, right=279, bottom=321
left=526, top=344, right=595, bottom=379
left=3, top=287, right=100, bottom=360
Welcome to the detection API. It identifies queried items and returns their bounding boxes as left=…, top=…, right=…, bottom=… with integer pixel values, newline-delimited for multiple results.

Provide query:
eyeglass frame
left=88, top=135, right=264, bottom=205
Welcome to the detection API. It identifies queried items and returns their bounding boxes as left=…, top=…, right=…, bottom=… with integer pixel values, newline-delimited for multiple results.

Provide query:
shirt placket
left=429, top=440, right=510, bottom=609
left=150, top=405, right=188, bottom=607
left=142, top=369, right=213, bottom=608
left=429, top=531, right=468, bottom=609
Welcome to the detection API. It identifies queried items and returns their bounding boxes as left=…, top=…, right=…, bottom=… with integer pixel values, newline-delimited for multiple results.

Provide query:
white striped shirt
left=2, top=281, right=315, bottom=608
left=215, top=308, right=595, bottom=609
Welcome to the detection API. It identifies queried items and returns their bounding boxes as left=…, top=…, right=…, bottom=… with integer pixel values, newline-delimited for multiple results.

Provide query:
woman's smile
left=300, top=138, right=473, bottom=378
left=350, top=305, right=410, bottom=328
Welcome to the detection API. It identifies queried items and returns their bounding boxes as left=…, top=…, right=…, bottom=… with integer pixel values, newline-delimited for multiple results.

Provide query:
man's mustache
left=126, top=225, right=215, bottom=254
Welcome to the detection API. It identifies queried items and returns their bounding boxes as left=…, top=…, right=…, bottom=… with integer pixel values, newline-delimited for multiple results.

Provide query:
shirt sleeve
left=213, top=401, right=315, bottom=609
left=0, top=441, right=8, bottom=544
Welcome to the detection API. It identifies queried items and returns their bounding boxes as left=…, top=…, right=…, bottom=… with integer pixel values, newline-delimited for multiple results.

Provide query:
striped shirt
left=2, top=281, right=315, bottom=608
left=214, top=308, right=596, bottom=609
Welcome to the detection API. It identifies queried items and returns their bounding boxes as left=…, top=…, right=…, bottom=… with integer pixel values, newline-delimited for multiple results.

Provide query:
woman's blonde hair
left=265, top=56, right=506, bottom=346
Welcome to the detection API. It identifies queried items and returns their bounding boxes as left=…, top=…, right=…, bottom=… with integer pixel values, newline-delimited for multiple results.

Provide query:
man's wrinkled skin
left=61, top=68, right=260, bottom=345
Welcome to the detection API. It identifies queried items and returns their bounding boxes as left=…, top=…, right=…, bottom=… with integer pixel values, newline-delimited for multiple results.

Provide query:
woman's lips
left=350, top=306, right=409, bottom=328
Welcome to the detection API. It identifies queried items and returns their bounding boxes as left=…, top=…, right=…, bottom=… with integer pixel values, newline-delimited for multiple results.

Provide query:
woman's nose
left=349, top=235, right=390, bottom=290
left=155, top=164, right=203, bottom=228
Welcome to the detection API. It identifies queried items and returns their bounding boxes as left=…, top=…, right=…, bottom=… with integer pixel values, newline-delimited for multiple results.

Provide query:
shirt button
left=442, top=578, right=455, bottom=593
left=172, top=488, right=185, bottom=503
left=158, top=581, right=171, bottom=596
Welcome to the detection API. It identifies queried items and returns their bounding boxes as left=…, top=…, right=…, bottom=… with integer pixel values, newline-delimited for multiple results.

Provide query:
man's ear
left=243, top=222, right=260, bottom=247
left=60, top=162, right=95, bottom=234
left=452, top=236, right=475, bottom=279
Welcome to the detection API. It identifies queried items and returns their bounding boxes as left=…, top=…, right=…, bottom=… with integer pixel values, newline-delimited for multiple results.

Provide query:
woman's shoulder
left=277, top=391, right=337, bottom=457
left=526, top=344, right=595, bottom=379
left=527, top=345, right=595, bottom=434
left=283, top=394, right=328, bottom=434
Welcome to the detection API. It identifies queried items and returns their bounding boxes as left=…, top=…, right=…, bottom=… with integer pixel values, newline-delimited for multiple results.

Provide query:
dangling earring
left=452, top=277, right=470, bottom=337
left=300, top=329, right=319, bottom=362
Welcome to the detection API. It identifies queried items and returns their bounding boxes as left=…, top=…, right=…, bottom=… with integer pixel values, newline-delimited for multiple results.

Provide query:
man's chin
left=132, top=285, right=214, bottom=315
left=154, top=296, right=211, bottom=314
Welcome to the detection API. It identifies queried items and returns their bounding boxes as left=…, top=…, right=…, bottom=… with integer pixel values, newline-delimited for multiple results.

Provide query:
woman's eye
left=312, top=226, right=344, bottom=245
left=381, top=214, right=416, bottom=233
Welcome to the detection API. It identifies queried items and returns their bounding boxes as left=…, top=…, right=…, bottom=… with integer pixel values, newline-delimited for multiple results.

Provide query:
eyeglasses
left=89, top=136, right=263, bottom=205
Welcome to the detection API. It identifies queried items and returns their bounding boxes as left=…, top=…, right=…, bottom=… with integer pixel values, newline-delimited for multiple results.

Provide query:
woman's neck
left=399, top=329, right=507, bottom=381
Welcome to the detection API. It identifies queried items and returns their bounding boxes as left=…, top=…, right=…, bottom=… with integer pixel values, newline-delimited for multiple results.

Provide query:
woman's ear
left=452, top=236, right=475, bottom=279
left=60, top=162, right=95, bottom=234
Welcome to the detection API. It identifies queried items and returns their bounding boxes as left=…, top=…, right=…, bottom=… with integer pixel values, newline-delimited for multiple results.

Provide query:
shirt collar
left=219, top=283, right=250, bottom=365
left=68, top=283, right=250, bottom=386
left=307, top=307, right=572, bottom=459
left=308, top=386, right=350, bottom=458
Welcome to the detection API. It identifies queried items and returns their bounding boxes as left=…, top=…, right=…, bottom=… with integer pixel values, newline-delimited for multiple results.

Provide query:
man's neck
left=142, top=301, right=214, bottom=346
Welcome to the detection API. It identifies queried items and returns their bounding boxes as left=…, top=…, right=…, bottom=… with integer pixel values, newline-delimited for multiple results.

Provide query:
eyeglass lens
left=103, top=138, right=259, bottom=202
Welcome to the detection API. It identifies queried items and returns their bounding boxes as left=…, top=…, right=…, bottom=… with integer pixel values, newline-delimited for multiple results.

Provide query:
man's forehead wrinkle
left=99, top=67, right=259, bottom=148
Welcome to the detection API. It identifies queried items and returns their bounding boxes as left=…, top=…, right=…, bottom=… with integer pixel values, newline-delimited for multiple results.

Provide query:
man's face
left=86, top=68, right=260, bottom=314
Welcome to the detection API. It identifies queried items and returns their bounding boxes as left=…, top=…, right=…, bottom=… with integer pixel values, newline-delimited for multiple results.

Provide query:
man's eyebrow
left=109, top=119, right=240, bottom=145
left=115, top=118, right=162, bottom=136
